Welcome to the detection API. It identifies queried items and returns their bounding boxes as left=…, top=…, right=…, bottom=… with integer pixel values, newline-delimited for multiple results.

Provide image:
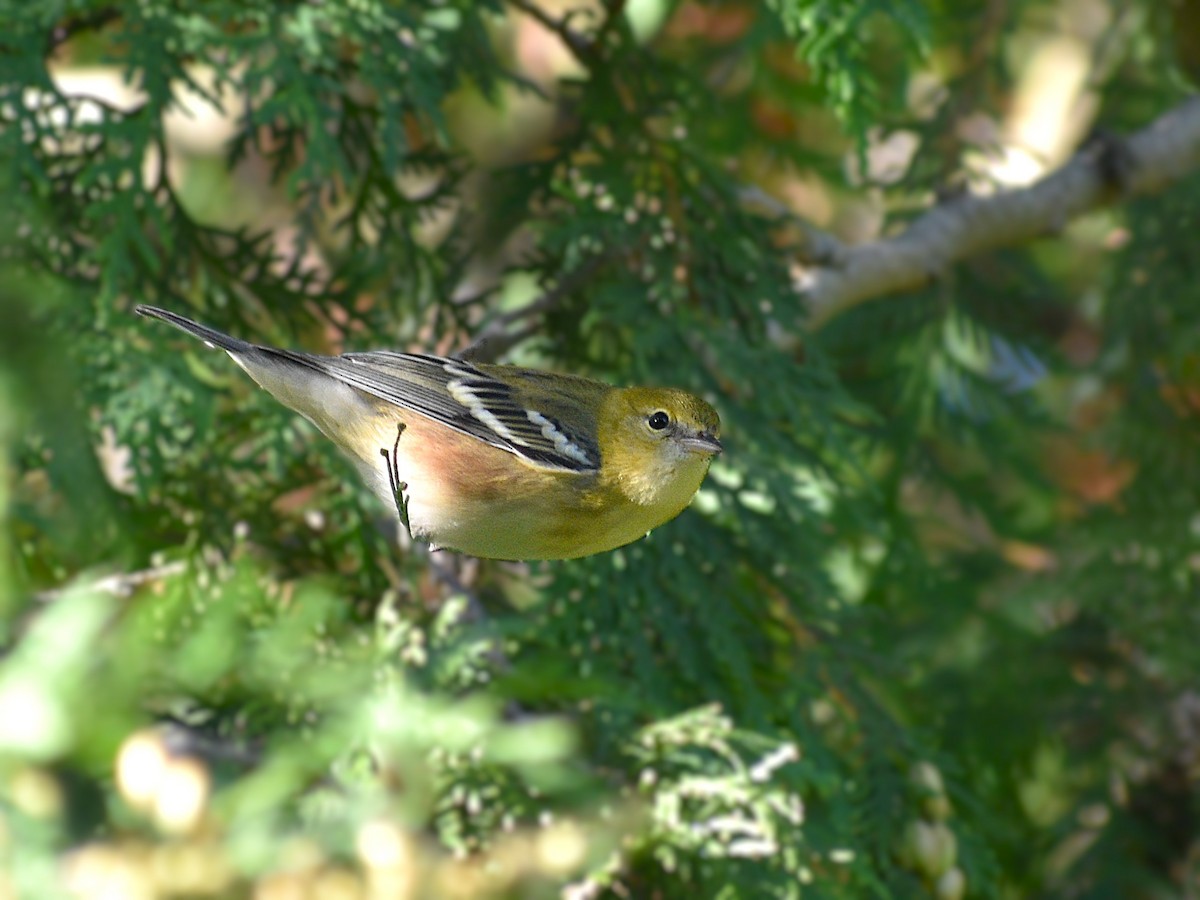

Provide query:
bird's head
left=601, top=387, right=722, bottom=509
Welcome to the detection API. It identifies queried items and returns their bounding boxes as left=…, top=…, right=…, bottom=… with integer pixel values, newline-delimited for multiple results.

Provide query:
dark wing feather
left=315, top=351, right=601, bottom=474
left=133, top=306, right=600, bottom=474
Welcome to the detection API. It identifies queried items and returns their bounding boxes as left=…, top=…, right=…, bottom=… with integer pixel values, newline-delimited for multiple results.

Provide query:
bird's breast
left=324, top=405, right=698, bottom=560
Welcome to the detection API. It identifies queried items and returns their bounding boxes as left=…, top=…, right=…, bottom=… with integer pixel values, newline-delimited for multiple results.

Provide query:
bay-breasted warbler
left=136, top=306, right=722, bottom=560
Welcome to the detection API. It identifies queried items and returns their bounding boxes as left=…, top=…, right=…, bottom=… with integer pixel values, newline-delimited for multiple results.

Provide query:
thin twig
left=736, top=185, right=848, bottom=267
left=380, top=422, right=413, bottom=538
left=506, top=0, right=595, bottom=66
left=458, top=251, right=615, bottom=361
left=34, top=561, right=188, bottom=603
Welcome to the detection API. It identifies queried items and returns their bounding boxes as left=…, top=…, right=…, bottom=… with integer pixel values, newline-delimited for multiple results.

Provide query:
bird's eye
left=647, top=411, right=671, bottom=431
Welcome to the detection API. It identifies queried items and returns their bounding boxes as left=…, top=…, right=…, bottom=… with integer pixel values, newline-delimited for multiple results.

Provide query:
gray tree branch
left=800, top=96, right=1200, bottom=328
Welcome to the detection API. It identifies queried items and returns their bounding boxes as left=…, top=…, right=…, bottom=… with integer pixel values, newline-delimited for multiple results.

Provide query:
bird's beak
left=679, top=431, right=723, bottom=455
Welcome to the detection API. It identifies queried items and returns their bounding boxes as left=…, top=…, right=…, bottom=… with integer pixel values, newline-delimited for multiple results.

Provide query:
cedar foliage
left=2, top=1, right=1199, bottom=897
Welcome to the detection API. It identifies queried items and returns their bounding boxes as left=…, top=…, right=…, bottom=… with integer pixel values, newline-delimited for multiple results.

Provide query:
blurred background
left=3, top=0, right=1200, bottom=896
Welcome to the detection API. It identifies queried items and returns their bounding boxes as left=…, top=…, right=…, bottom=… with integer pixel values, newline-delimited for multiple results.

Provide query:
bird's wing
left=322, top=351, right=602, bottom=474
left=133, top=305, right=601, bottom=474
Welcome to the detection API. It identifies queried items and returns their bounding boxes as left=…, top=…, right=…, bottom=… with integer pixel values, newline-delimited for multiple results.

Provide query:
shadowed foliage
left=2, top=1, right=1199, bottom=897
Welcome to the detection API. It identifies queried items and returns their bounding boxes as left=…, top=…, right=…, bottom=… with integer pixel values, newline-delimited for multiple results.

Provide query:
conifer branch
left=458, top=250, right=614, bottom=362
left=506, top=0, right=595, bottom=63
left=506, top=0, right=627, bottom=69
left=800, top=96, right=1200, bottom=327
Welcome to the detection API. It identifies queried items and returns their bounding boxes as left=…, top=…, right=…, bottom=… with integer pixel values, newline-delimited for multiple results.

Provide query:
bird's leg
left=379, top=422, right=412, bottom=538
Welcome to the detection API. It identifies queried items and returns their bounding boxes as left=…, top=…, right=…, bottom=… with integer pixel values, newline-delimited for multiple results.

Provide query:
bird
left=135, top=306, right=722, bottom=560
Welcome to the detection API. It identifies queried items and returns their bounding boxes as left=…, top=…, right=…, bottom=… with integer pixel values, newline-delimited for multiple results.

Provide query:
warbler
left=135, top=306, right=722, bottom=560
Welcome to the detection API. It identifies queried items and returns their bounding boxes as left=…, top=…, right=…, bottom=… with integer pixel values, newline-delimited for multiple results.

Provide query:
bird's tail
left=135, top=304, right=382, bottom=467
left=134, top=305, right=257, bottom=354
left=135, top=303, right=338, bottom=385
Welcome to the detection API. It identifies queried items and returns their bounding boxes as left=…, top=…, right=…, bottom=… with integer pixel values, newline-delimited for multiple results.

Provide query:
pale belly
left=343, top=410, right=669, bottom=560
left=235, top=350, right=697, bottom=559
